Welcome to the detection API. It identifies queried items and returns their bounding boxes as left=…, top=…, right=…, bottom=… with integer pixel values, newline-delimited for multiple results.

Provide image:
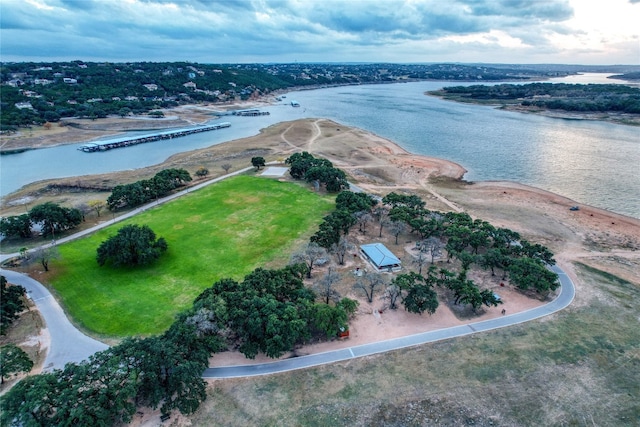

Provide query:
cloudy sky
left=1, top=0, right=638, bottom=64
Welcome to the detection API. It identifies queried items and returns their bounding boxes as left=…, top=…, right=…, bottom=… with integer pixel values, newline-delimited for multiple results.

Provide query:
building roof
left=360, top=243, right=401, bottom=268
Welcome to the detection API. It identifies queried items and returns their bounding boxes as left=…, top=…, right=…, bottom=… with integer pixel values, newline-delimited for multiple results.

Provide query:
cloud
left=0, top=0, right=636, bottom=64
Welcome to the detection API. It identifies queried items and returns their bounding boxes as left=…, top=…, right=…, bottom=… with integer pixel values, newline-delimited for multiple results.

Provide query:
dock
left=232, top=109, right=270, bottom=116
left=78, top=122, right=231, bottom=152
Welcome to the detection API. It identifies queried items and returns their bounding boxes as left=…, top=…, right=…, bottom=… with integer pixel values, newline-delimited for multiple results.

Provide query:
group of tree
left=433, top=83, right=640, bottom=114
left=106, top=168, right=192, bottom=210
left=0, top=202, right=83, bottom=240
left=0, top=276, right=35, bottom=385
left=360, top=266, right=501, bottom=316
left=0, top=171, right=560, bottom=424
left=379, top=192, right=559, bottom=295
left=311, top=190, right=377, bottom=250
left=308, top=189, right=558, bottom=308
left=192, top=264, right=358, bottom=359
left=285, top=152, right=349, bottom=193
left=1, top=313, right=222, bottom=425
left=0, top=275, right=27, bottom=335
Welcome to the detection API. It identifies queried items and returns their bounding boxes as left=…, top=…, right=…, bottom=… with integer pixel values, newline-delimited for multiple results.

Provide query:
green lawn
left=50, top=176, right=334, bottom=337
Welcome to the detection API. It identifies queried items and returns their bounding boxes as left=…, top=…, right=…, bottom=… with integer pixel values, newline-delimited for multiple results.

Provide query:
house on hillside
left=360, top=243, right=402, bottom=272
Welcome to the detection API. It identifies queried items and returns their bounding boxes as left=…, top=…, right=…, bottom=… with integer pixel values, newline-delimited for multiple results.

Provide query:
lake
left=1, top=76, right=638, bottom=218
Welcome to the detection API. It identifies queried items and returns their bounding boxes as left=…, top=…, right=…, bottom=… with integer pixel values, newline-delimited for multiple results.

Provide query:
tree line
left=0, top=168, right=192, bottom=243
left=106, top=168, right=192, bottom=210
left=0, top=202, right=82, bottom=240
left=1, top=61, right=571, bottom=130
left=432, top=83, right=640, bottom=114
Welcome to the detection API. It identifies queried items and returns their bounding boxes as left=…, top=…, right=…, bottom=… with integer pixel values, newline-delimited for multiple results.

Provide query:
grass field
left=191, top=263, right=640, bottom=426
left=47, top=176, right=334, bottom=337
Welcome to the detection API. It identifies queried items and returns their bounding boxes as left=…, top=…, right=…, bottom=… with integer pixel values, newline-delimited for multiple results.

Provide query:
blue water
left=1, top=80, right=638, bottom=218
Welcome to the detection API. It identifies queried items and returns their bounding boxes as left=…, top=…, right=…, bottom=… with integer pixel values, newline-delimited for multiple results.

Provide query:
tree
left=307, top=166, right=349, bottom=192
left=195, top=167, right=209, bottom=178
left=251, top=156, right=266, bottom=171
left=355, top=211, right=373, bottom=234
left=30, top=245, right=60, bottom=272
left=290, top=242, right=327, bottom=278
left=310, top=303, right=348, bottom=338
left=384, top=284, right=402, bottom=310
left=480, top=289, right=503, bottom=307
left=423, top=236, right=444, bottom=263
left=508, top=258, right=559, bottom=294
left=447, top=272, right=484, bottom=309
left=330, top=236, right=353, bottom=265
left=313, top=267, right=341, bottom=304
left=353, top=271, right=386, bottom=303
left=387, top=220, right=406, bottom=245
left=335, top=191, right=376, bottom=213
left=97, top=224, right=168, bottom=267
left=88, top=199, right=106, bottom=217
left=0, top=214, right=32, bottom=239
left=285, top=151, right=324, bottom=179
left=403, top=282, right=439, bottom=315
left=382, top=192, right=426, bottom=209
left=373, top=206, right=390, bottom=237
left=412, top=249, right=429, bottom=276
left=0, top=344, right=34, bottom=384
left=393, top=272, right=439, bottom=315
left=220, top=163, right=232, bottom=173
left=1, top=276, right=27, bottom=335
left=29, top=202, right=82, bottom=238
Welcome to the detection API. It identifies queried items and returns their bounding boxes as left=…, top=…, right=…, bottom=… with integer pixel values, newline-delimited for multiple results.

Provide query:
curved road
left=0, top=268, right=109, bottom=371
left=1, top=167, right=575, bottom=376
left=203, top=265, right=574, bottom=378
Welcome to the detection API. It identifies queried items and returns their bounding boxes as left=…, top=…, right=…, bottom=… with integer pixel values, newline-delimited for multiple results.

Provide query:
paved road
left=0, top=268, right=109, bottom=371
left=203, top=265, right=575, bottom=378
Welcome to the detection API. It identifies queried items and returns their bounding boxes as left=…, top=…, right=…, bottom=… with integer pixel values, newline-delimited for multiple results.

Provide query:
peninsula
left=1, top=114, right=639, bottom=426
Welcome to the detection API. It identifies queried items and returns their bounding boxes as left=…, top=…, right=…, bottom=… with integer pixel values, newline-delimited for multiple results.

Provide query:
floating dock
left=232, top=109, right=270, bottom=116
left=78, top=122, right=231, bottom=152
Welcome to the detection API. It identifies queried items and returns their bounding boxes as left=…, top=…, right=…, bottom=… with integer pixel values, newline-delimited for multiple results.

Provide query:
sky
left=1, top=0, right=639, bottom=65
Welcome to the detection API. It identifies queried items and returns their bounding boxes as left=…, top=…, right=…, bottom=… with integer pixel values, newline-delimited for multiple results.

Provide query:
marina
left=232, top=109, right=271, bottom=116
left=78, top=122, right=231, bottom=152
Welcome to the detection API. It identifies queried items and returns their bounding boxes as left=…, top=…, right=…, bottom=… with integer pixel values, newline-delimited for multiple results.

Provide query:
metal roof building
left=360, top=243, right=402, bottom=272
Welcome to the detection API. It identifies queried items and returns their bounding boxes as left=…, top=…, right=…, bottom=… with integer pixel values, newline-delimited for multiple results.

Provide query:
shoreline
left=425, top=92, right=640, bottom=126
